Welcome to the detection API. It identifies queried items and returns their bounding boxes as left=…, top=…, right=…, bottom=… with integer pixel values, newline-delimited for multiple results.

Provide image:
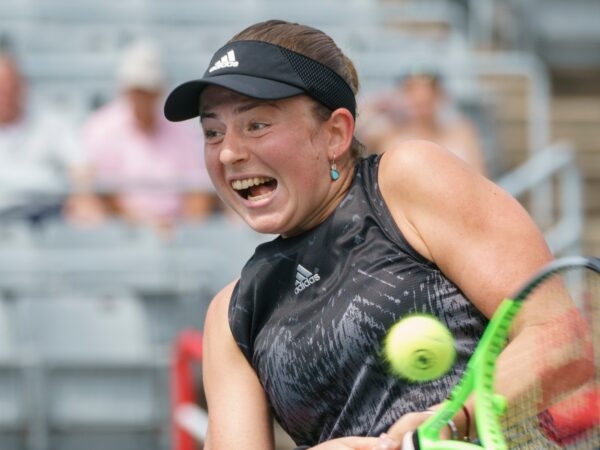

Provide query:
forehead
left=199, top=85, right=310, bottom=118
left=199, top=85, right=254, bottom=111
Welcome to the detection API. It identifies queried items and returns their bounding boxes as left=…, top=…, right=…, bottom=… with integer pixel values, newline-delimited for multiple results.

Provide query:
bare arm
left=202, top=280, right=275, bottom=450
left=379, top=140, right=552, bottom=318
left=379, top=141, right=558, bottom=441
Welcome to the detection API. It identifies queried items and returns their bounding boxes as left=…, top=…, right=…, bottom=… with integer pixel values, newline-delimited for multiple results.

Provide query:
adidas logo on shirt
left=295, top=264, right=320, bottom=295
left=208, top=50, right=239, bottom=72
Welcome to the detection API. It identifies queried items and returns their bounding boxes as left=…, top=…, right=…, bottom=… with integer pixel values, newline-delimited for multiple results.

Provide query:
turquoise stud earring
left=330, top=161, right=340, bottom=181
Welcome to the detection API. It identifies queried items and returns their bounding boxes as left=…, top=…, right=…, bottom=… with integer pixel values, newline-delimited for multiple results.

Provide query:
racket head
left=499, top=256, right=600, bottom=449
left=414, top=257, right=600, bottom=450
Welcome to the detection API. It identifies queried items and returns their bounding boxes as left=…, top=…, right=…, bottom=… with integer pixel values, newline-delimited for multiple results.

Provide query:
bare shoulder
left=378, top=139, right=475, bottom=216
left=377, top=140, right=460, bottom=259
left=205, top=279, right=238, bottom=334
left=379, top=138, right=499, bottom=211
left=378, top=140, right=552, bottom=318
left=203, top=279, right=240, bottom=353
left=203, top=279, right=247, bottom=379
left=380, top=139, right=469, bottom=185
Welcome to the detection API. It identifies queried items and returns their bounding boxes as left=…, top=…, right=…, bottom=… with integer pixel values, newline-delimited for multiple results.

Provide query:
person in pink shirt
left=66, top=40, right=219, bottom=231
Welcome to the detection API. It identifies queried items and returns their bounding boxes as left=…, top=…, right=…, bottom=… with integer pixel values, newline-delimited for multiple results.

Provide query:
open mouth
left=231, top=176, right=277, bottom=201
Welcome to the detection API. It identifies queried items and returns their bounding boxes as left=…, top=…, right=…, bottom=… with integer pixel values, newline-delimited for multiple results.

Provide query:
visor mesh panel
left=280, top=48, right=356, bottom=117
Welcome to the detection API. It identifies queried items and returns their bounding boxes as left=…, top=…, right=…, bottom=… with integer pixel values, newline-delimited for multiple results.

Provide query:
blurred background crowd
left=0, top=0, right=599, bottom=449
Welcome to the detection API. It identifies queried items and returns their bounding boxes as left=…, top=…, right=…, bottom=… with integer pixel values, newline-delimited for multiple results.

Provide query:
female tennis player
left=164, top=19, right=568, bottom=450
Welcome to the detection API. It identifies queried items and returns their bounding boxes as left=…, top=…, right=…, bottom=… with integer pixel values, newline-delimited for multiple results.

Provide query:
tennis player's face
left=200, top=86, right=336, bottom=236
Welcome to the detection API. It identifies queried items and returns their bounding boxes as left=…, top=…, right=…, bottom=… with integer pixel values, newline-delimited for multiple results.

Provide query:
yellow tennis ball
left=384, top=314, right=456, bottom=382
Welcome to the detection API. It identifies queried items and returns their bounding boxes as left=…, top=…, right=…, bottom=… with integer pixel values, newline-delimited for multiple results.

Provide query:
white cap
left=117, top=40, right=165, bottom=91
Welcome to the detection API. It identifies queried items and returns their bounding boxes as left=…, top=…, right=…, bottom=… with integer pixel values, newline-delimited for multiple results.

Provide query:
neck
left=281, top=158, right=356, bottom=239
left=135, top=114, right=157, bottom=134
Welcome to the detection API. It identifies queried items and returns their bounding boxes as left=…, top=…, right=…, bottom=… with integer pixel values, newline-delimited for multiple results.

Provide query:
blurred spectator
left=0, top=50, right=82, bottom=223
left=66, top=40, right=219, bottom=233
left=357, top=68, right=488, bottom=176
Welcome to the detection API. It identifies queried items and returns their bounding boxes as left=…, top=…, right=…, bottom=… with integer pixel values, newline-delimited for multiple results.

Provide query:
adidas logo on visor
left=208, top=50, right=239, bottom=72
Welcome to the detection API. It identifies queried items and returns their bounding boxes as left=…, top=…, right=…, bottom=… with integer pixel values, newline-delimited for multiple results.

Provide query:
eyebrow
left=200, top=100, right=280, bottom=120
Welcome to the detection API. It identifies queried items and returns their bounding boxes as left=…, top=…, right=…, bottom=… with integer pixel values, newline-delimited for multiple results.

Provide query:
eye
left=203, top=128, right=224, bottom=143
left=201, top=118, right=225, bottom=143
left=248, top=122, right=268, bottom=132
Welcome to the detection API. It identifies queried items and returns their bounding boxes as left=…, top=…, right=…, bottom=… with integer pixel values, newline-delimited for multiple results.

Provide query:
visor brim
left=164, top=74, right=305, bottom=122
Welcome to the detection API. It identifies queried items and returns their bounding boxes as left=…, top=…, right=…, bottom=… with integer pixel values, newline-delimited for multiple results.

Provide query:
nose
left=219, top=131, right=249, bottom=166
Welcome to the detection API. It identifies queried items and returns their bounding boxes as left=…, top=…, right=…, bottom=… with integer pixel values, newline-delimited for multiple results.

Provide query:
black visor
left=164, top=40, right=356, bottom=121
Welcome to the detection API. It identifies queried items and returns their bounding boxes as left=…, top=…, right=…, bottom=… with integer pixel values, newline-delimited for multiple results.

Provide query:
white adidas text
left=295, top=264, right=320, bottom=294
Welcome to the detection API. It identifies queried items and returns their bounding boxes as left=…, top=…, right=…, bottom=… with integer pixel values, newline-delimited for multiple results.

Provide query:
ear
left=325, top=108, right=355, bottom=160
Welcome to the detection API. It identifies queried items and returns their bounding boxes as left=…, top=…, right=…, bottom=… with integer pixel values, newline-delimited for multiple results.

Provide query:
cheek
left=204, top=149, right=226, bottom=190
left=268, top=134, right=322, bottom=179
left=279, top=150, right=325, bottom=193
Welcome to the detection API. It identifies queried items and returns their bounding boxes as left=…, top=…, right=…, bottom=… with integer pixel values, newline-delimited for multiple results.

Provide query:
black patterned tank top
left=229, top=154, right=487, bottom=446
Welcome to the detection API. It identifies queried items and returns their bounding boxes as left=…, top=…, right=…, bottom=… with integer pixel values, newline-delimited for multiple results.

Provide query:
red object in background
left=172, top=329, right=204, bottom=450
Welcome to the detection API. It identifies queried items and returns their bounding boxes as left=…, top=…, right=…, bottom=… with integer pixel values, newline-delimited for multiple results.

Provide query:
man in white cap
left=66, top=39, right=218, bottom=232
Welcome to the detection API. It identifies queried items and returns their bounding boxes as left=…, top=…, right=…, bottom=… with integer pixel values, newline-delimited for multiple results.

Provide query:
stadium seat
left=0, top=297, right=29, bottom=450
left=152, top=218, right=271, bottom=344
left=15, top=293, right=168, bottom=450
left=37, top=219, right=147, bottom=248
left=0, top=224, right=40, bottom=294
left=34, top=220, right=174, bottom=293
left=168, top=216, right=273, bottom=289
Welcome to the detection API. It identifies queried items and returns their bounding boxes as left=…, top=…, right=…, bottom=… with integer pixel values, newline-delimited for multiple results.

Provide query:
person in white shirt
left=0, top=51, right=82, bottom=222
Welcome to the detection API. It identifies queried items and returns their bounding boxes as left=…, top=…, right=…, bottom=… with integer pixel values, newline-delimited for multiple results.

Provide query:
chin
left=246, top=221, right=282, bottom=236
left=241, top=214, right=288, bottom=236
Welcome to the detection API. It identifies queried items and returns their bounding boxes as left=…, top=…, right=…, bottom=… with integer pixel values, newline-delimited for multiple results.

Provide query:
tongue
left=248, top=183, right=273, bottom=198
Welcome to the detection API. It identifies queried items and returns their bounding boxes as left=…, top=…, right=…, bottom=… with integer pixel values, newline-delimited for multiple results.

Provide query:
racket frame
left=409, top=256, right=600, bottom=450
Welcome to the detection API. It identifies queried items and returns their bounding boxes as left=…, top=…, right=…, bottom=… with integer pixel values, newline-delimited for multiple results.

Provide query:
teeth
left=231, top=177, right=273, bottom=191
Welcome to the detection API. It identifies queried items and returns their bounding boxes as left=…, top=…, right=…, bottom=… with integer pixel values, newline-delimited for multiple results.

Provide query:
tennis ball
left=384, top=314, right=456, bottom=382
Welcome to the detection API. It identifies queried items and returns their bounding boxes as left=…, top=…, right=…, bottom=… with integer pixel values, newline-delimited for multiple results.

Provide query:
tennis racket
left=403, top=256, right=600, bottom=450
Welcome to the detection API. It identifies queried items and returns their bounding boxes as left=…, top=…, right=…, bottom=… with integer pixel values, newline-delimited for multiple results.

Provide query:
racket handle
left=402, top=431, right=419, bottom=450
